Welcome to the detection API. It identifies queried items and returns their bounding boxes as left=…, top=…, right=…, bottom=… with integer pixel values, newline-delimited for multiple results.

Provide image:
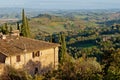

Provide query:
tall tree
left=25, top=17, right=31, bottom=37
left=58, top=33, right=67, bottom=64
left=20, top=9, right=31, bottom=38
left=17, top=22, right=20, bottom=31
left=1, top=23, right=9, bottom=34
left=10, top=26, right=13, bottom=33
left=4, top=23, right=9, bottom=34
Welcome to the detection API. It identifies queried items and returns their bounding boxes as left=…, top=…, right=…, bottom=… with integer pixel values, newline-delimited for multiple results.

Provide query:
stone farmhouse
left=0, top=31, right=59, bottom=75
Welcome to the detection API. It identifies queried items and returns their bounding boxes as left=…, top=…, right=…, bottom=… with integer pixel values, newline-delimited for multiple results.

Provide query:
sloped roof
left=0, top=36, right=59, bottom=56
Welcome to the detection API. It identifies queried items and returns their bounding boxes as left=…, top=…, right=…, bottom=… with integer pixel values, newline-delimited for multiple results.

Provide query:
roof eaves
left=0, top=51, right=8, bottom=57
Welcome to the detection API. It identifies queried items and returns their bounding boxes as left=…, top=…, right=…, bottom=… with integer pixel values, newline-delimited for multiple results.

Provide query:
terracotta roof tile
left=0, top=36, right=59, bottom=56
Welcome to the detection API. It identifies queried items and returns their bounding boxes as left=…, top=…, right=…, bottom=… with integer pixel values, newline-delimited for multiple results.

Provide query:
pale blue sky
left=0, top=0, right=120, bottom=9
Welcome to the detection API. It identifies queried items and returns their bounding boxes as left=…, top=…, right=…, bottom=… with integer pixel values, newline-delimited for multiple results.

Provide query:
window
left=32, top=51, right=40, bottom=58
left=16, top=55, right=20, bottom=62
left=32, top=52, right=35, bottom=58
left=36, top=51, right=40, bottom=57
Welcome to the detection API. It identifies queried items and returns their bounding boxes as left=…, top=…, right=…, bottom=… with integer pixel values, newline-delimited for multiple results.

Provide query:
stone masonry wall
left=4, top=47, right=59, bottom=75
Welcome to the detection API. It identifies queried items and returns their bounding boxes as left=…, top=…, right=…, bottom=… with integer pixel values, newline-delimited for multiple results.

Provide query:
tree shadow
left=0, top=59, right=54, bottom=79
left=23, top=59, right=53, bottom=76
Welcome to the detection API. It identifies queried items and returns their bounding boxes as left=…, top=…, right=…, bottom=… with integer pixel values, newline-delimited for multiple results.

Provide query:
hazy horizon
left=0, top=0, right=120, bottom=10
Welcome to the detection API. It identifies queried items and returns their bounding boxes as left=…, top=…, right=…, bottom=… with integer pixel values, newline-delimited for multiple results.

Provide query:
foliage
left=20, top=9, right=31, bottom=38
left=42, top=54, right=102, bottom=80
left=1, top=9, right=120, bottom=79
left=58, top=33, right=67, bottom=64
left=104, top=49, right=120, bottom=80
left=0, top=66, right=33, bottom=80
left=0, top=23, right=9, bottom=34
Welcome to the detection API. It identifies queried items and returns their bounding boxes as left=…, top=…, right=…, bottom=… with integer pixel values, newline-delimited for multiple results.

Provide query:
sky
left=0, top=0, right=120, bottom=9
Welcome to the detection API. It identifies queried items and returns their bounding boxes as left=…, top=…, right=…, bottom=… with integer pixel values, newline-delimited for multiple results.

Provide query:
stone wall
left=5, top=54, right=25, bottom=69
left=0, top=63, right=5, bottom=76
left=4, top=47, right=59, bottom=75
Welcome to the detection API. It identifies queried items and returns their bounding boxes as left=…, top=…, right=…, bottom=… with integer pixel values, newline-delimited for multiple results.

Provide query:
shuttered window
left=32, top=51, right=40, bottom=58
left=16, top=55, right=20, bottom=62
left=32, top=52, right=35, bottom=58
left=36, top=51, right=40, bottom=57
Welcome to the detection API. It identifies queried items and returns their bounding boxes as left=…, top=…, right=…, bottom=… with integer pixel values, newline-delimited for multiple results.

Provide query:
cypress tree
left=61, top=33, right=67, bottom=53
left=17, top=22, right=20, bottom=30
left=20, top=9, right=31, bottom=38
left=58, top=33, right=62, bottom=63
left=20, top=24, right=25, bottom=36
left=1, top=23, right=9, bottom=34
left=25, top=17, right=31, bottom=37
left=58, top=33, right=62, bottom=44
left=58, top=33, right=67, bottom=64
left=10, top=26, right=13, bottom=33
left=5, top=23, right=9, bottom=34
left=22, top=9, right=25, bottom=27
left=21, top=9, right=26, bottom=36
left=1, top=26, right=6, bottom=34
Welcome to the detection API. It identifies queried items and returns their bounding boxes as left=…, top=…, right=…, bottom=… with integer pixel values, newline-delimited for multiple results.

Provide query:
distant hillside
left=0, top=8, right=44, bottom=19
left=29, top=14, right=86, bottom=34
left=97, top=19, right=120, bottom=26
left=1, top=8, right=120, bottom=35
